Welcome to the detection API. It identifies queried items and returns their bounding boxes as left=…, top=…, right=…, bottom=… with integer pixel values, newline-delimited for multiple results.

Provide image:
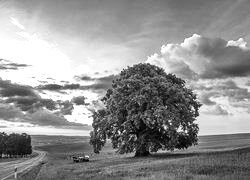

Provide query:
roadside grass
left=18, top=161, right=46, bottom=180
left=34, top=134, right=250, bottom=180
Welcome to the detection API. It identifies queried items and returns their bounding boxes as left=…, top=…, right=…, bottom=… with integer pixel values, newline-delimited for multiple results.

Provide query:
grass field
left=31, top=135, right=89, bottom=146
left=34, top=133, right=250, bottom=180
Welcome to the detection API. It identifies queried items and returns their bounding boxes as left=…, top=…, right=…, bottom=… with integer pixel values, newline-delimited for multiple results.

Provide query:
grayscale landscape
left=0, top=0, right=250, bottom=179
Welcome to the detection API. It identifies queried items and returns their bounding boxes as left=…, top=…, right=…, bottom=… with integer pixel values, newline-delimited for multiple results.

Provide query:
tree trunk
left=135, top=143, right=150, bottom=157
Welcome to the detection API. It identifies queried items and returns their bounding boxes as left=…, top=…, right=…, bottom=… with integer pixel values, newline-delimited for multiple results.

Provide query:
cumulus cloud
left=28, top=109, right=90, bottom=129
left=203, top=104, right=229, bottom=116
left=214, top=80, right=250, bottom=103
left=0, top=103, right=25, bottom=121
left=147, top=34, right=250, bottom=79
left=0, top=76, right=91, bottom=130
left=195, top=79, right=250, bottom=114
left=199, top=92, right=216, bottom=106
left=246, top=80, right=250, bottom=86
left=87, top=100, right=105, bottom=113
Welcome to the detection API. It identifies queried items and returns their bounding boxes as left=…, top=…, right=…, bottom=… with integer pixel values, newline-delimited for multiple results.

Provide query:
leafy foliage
left=0, top=132, right=32, bottom=158
left=90, top=63, right=201, bottom=156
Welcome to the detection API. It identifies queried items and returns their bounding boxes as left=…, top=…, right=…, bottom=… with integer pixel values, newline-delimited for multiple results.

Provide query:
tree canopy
left=0, top=132, right=32, bottom=158
left=90, top=63, right=201, bottom=156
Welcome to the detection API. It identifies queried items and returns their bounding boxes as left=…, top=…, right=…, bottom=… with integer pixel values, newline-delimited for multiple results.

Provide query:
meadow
left=33, top=133, right=250, bottom=180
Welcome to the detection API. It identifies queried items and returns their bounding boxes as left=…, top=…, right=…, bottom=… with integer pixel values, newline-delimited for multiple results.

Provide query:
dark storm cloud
left=75, top=75, right=94, bottom=81
left=37, top=84, right=63, bottom=91
left=0, top=79, right=43, bottom=112
left=3, top=95, right=57, bottom=113
left=72, top=96, right=86, bottom=105
left=37, top=83, right=80, bottom=91
left=0, top=79, right=73, bottom=114
left=81, top=74, right=117, bottom=91
left=196, top=37, right=250, bottom=79
left=57, top=100, right=74, bottom=115
left=0, top=80, right=86, bottom=116
left=39, top=99, right=57, bottom=111
left=0, top=79, right=38, bottom=98
left=63, top=83, right=80, bottom=90
left=147, top=34, right=250, bottom=79
left=96, top=75, right=117, bottom=83
left=73, top=74, right=117, bottom=93
left=60, top=80, right=69, bottom=83
left=5, top=96, right=38, bottom=112
left=0, top=59, right=30, bottom=71
left=0, top=104, right=91, bottom=130
left=6, top=63, right=30, bottom=68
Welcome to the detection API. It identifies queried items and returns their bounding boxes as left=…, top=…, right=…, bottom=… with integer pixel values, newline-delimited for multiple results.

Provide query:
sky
left=0, top=0, right=250, bottom=136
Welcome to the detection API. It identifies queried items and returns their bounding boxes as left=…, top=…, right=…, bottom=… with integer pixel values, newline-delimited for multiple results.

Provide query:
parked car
left=72, top=155, right=89, bottom=162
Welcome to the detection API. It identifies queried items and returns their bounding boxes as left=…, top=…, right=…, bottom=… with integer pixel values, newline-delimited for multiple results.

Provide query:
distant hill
left=31, top=135, right=89, bottom=146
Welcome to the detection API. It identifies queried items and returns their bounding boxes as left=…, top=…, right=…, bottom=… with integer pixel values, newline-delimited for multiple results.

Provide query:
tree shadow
left=128, top=146, right=250, bottom=160
left=150, top=152, right=200, bottom=159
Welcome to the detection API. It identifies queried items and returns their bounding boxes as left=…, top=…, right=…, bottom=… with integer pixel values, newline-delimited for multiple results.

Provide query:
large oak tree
left=90, top=63, right=201, bottom=156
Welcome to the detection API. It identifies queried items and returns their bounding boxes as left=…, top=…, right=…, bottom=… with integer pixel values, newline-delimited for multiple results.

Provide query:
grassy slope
left=35, top=133, right=250, bottom=180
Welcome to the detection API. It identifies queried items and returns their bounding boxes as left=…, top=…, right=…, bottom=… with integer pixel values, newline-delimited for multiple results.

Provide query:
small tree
left=90, top=63, right=201, bottom=156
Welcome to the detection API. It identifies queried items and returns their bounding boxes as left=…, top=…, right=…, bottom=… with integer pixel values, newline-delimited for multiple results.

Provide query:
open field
left=31, top=135, right=89, bottom=146
left=31, top=133, right=250, bottom=180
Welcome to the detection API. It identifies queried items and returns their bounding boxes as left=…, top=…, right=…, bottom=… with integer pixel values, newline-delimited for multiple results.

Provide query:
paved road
left=0, top=150, right=46, bottom=180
